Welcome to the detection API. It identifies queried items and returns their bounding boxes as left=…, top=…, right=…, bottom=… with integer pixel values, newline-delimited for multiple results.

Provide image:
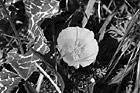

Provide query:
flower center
left=71, top=47, right=81, bottom=61
left=71, top=41, right=84, bottom=61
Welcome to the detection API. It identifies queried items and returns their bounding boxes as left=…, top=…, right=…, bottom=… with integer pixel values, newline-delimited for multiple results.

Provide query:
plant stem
left=0, top=0, right=24, bottom=54
left=35, top=62, right=62, bottom=93
left=51, top=17, right=58, bottom=82
left=36, top=73, right=44, bottom=92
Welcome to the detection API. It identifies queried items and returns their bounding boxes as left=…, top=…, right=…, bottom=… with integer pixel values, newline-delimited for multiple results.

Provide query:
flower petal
left=57, top=27, right=99, bottom=68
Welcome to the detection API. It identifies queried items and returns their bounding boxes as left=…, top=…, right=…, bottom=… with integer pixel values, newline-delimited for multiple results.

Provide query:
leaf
left=6, top=49, right=37, bottom=79
left=30, top=48, right=54, bottom=69
left=98, top=13, right=115, bottom=42
left=23, top=0, right=60, bottom=28
left=0, top=68, right=22, bottom=93
left=54, top=70, right=65, bottom=92
left=6, top=33, right=50, bottom=79
left=23, top=0, right=60, bottom=50
left=108, top=25, right=124, bottom=37
left=82, top=0, right=96, bottom=28
left=107, top=24, right=125, bottom=42
left=7, top=47, right=65, bottom=92
left=109, top=63, right=135, bottom=85
left=102, top=40, right=131, bottom=84
left=31, top=49, right=65, bottom=92
left=102, top=9, right=140, bottom=83
left=24, top=80, right=38, bottom=93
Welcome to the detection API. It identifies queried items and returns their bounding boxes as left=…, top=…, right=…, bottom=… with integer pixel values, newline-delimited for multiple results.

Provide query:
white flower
left=57, top=27, right=99, bottom=69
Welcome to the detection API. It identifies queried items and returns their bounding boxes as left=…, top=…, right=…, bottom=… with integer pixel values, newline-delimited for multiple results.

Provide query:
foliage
left=1, top=0, right=140, bottom=93
left=0, top=0, right=62, bottom=93
left=0, top=68, right=22, bottom=93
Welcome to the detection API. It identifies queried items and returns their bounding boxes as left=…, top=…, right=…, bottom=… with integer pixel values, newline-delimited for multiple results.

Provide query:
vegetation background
left=0, top=0, right=140, bottom=93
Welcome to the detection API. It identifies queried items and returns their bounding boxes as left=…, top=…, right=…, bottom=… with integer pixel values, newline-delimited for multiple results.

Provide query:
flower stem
left=0, top=0, right=24, bottom=54
left=51, top=17, right=58, bottom=83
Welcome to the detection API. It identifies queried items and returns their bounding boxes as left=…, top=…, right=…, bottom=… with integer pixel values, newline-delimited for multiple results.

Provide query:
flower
left=57, top=27, right=99, bottom=69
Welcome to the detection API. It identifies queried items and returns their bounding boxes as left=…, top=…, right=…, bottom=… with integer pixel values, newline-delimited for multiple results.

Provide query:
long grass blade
left=109, top=63, right=136, bottom=85
left=102, top=4, right=112, bottom=14
left=36, top=73, right=44, bottom=92
left=98, top=13, right=115, bottom=42
left=109, top=47, right=136, bottom=85
left=35, top=62, right=62, bottom=93
left=82, top=0, right=96, bottom=28
left=108, top=0, right=114, bottom=9
left=97, top=0, right=101, bottom=23
left=107, top=9, right=140, bottom=70
left=132, top=42, right=140, bottom=93
left=100, top=39, right=132, bottom=84
left=30, top=48, right=65, bottom=92
left=101, top=9, right=139, bottom=71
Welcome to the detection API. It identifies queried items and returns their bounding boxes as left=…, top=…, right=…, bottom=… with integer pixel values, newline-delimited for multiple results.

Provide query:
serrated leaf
left=109, top=25, right=124, bottom=37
